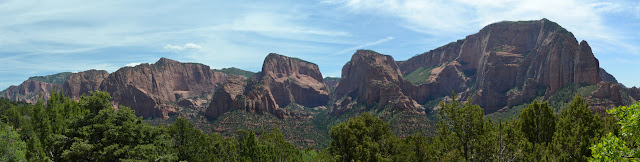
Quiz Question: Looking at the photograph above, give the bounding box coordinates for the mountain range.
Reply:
[2,18,638,147]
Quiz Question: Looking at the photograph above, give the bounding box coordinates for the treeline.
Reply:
[0,91,638,161]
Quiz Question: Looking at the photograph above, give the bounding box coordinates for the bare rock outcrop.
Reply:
[205,76,289,119]
[63,69,109,100]
[586,81,624,115]
[260,53,330,107]
[206,53,328,119]
[599,68,618,84]
[100,58,228,118]
[0,80,58,103]
[397,19,602,113]
[331,50,423,115]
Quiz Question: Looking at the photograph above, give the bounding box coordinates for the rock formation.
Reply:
[599,68,618,83]
[63,70,109,100]
[0,72,73,103]
[100,58,228,118]
[0,80,58,103]
[331,50,423,115]
[260,53,330,108]
[586,81,624,115]
[206,53,329,119]
[397,19,601,113]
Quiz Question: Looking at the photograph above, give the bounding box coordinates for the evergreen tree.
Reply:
[328,112,396,162]
[552,95,603,161]
[437,93,485,161]
[519,101,556,145]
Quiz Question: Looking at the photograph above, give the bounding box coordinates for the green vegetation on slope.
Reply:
[488,83,599,120]
[213,67,256,78]
[27,72,72,84]
[403,66,435,85]
[0,90,633,161]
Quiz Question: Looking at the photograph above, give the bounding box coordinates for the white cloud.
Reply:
[164,43,202,51]
[125,63,142,67]
[327,0,639,55]
[336,36,395,55]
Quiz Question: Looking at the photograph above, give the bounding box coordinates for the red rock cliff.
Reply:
[260,53,330,108]
[0,80,58,103]
[332,50,423,115]
[398,19,601,113]
[63,70,109,100]
[100,58,228,118]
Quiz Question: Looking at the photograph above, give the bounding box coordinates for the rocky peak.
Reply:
[332,50,423,115]
[260,53,330,108]
[206,53,329,119]
[100,57,228,118]
[63,69,109,100]
[398,18,602,113]
[0,80,58,103]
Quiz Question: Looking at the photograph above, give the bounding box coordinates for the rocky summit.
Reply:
[0,80,57,103]
[100,58,228,118]
[205,53,329,119]
[398,19,602,113]
[260,53,330,108]
[63,69,109,100]
[332,50,424,115]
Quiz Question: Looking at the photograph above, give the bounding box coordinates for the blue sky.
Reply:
[1,0,639,90]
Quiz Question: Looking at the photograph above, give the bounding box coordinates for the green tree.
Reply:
[519,101,556,145]
[328,112,396,162]
[61,91,172,161]
[552,95,603,161]
[590,133,632,161]
[590,101,640,161]
[481,119,531,161]
[258,126,302,161]
[0,122,27,162]
[437,94,486,161]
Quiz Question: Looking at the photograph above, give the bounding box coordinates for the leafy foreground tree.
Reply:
[0,122,27,162]
[590,101,640,161]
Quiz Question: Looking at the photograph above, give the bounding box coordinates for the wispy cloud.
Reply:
[164,43,202,51]
[125,63,142,67]
[328,0,640,56]
[336,36,395,55]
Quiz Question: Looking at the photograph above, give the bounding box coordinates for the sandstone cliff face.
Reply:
[0,80,58,103]
[332,50,423,115]
[599,68,618,83]
[63,70,109,100]
[398,19,601,113]
[100,58,228,118]
[206,53,328,119]
[260,53,330,108]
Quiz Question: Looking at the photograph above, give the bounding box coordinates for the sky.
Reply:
[1,0,639,90]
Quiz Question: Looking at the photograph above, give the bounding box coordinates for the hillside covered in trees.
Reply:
[1,91,638,161]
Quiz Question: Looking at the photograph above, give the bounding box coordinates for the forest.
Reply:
[1,91,638,161]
